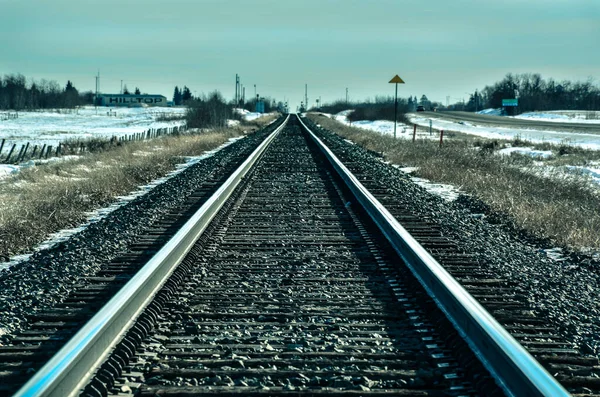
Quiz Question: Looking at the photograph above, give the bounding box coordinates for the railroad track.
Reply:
[2,115,594,396]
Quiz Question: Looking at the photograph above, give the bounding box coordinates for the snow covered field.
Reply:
[409,114,600,150]
[324,110,423,139]
[322,109,600,149]
[478,109,600,123]
[0,106,187,150]
[319,110,600,198]
[513,110,600,124]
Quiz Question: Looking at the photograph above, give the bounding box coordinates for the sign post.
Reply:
[389,75,405,139]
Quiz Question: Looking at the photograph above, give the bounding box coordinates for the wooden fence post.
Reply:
[6,144,16,163]
[39,144,46,159]
[439,130,444,147]
[0,139,5,157]
[413,124,417,142]
[31,145,38,158]
[22,142,30,161]
[46,145,52,159]
[16,145,25,162]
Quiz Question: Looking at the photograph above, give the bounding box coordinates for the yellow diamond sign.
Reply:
[389,75,405,84]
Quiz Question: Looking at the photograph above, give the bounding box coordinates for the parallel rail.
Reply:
[14,117,289,397]
[15,114,568,396]
[299,116,569,397]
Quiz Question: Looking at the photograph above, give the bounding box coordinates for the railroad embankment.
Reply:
[0,115,277,259]
[308,112,600,252]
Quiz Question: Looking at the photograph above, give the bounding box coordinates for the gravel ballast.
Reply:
[303,115,600,356]
[0,120,282,339]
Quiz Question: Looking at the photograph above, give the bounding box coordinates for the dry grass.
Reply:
[309,113,600,250]
[0,128,242,257]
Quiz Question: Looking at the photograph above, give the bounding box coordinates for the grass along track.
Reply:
[0,116,277,260]
[308,113,600,252]
[10,115,580,396]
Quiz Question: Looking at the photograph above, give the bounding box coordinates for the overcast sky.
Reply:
[1,0,599,110]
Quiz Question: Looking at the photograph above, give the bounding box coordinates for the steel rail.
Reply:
[14,115,290,397]
[298,115,570,397]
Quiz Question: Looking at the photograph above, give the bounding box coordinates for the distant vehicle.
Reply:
[416,105,425,112]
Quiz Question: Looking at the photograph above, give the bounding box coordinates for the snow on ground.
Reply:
[565,163,600,186]
[234,108,276,122]
[325,110,600,200]
[497,147,553,159]
[478,108,504,116]
[477,109,600,123]
[0,106,187,150]
[327,109,600,147]
[0,164,19,179]
[513,111,600,124]
[0,136,245,272]
[408,115,600,150]
[324,110,433,139]
[393,165,461,202]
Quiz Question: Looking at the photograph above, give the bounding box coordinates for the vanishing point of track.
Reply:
[2,115,591,396]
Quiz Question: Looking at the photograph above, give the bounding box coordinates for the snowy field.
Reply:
[513,110,600,124]
[0,106,187,150]
[409,114,600,150]
[323,110,423,139]
[478,109,600,123]
[318,110,600,200]
[321,109,600,149]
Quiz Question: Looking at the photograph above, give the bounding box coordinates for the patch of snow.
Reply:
[565,165,600,186]
[515,112,569,121]
[543,247,567,262]
[0,164,19,180]
[392,165,461,202]
[398,166,419,174]
[497,147,553,159]
[512,111,600,124]
[0,156,86,181]
[0,136,245,272]
[411,177,462,202]
[233,108,275,122]
[334,110,427,139]
[227,119,241,127]
[478,108,504,116]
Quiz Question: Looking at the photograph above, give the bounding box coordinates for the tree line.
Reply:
[0,74,93,110]
[461,73,600,113]
[316,95,442,123]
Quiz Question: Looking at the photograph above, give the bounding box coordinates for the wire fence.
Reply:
[0,124,187,165]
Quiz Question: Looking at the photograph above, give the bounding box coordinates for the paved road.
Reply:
[416,111,600,133]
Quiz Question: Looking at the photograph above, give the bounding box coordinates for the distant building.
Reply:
[98,94,168,107]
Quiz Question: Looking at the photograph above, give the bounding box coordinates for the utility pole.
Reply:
[254,84,256,98]
[95,70,100,113]
[346,88,349,104]
[235,74,239,106]
[305,84,308,111]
